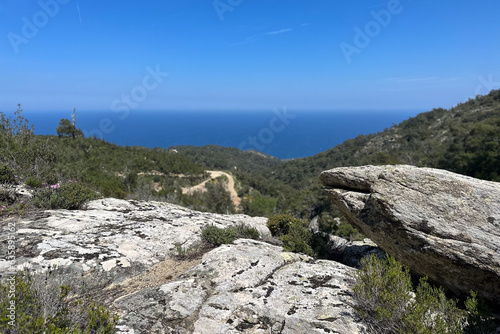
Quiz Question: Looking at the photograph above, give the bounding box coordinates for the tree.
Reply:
[56,118,83,139]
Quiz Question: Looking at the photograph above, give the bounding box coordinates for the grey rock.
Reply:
[115,239,366,333]
[325,236,385,268]
[320,165,500,303]
[342,238,386,268]
[0,199,270,275]
[1,198,365,333]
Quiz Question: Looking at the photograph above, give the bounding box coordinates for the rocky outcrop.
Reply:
[0,198,366,333]
[1,198,270,275]
[115,239,365,333]
[320,165,500,304]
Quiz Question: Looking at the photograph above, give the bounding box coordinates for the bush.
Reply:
[26,177,43,188]
[463,291,497,334]
[267,214,315,256]
[0,164,15,184]
[336,222,363,241]
[0,269,118,333]
[201,225,238,246]
[32,182,98,210]
[234,223,260,240]
[267,214,301,237]
[352,254,492,334]
[201,224,260,247]
[242,193,277,217]
[280,219,314,257]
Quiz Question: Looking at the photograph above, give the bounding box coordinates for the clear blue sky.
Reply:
[1,0,499,113]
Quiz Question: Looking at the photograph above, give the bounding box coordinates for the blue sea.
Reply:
[13,109,421,159]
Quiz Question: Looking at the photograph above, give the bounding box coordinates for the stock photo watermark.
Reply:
[475,74,500,96]
[3,219,18,328]
[7,0,72,54]
[213,0,243,21]
[82,65,168,139]
[339,0,410,64]
[238,107,295,152]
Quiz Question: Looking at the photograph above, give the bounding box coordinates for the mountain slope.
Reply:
[169,145,281,173]
[268,89,500,192]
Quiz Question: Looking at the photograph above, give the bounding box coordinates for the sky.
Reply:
[1,0,500,113]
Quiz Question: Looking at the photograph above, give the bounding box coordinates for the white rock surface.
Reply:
[1,198,366,333]
[115,239,366,333]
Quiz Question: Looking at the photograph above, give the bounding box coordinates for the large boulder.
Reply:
[320,165,500,304]
[0,198,365,333]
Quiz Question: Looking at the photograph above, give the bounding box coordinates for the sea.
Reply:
[10,109,422,159]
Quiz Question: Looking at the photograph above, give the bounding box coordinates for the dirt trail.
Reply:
[182,171,241,208]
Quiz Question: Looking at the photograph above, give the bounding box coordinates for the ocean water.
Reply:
[13,109,421,159]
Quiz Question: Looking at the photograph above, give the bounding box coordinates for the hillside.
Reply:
[1,90,498,222]
[168,145,282,173]
[269,89,500,189]
[170,90,499,220]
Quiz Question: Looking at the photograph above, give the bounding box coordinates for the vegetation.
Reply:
[178,177,235,214]
[280,218,314,257]
[267,213,296,237]
[1,92,499,331]
[31,181,99,210]
[56,118,84,139]
[267,214,314,256]
[201,224,260,247]
[0,269,119,333]
[352,254,496,334]
[2,90,499,234]
[172,241,211,260]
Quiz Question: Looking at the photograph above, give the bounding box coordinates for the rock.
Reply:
[342,238,386,268]
[0,184,32,205]
[325,236,385,268]
[0,198,365,333]
[320,165,500,304]
[0,198,270,275]
[115,239,366,333]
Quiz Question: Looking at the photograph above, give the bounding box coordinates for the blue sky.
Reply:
[1,0,500,113]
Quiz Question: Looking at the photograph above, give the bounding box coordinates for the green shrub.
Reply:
[0,270,118,333]
[201,225,238,246]
[201,224,260,248]
[336,222,363,241]
[26,177,43,188]
[463,291,496,334]
[280,219,314,257]
[267,214,301,237]
[32,182,98,210]
[242,193,277,217]
[352,254,492,334]
[0,164,15,184]
[267,214,316,256]
[403,277,464,333]
[235,224,260,240]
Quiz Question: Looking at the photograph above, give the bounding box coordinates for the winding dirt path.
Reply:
[182,171,241,208]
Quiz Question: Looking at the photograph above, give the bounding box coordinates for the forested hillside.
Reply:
[172,90,499,220]
[270,89,500,189]
[0,109,205,200]
[1,90,498,224]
